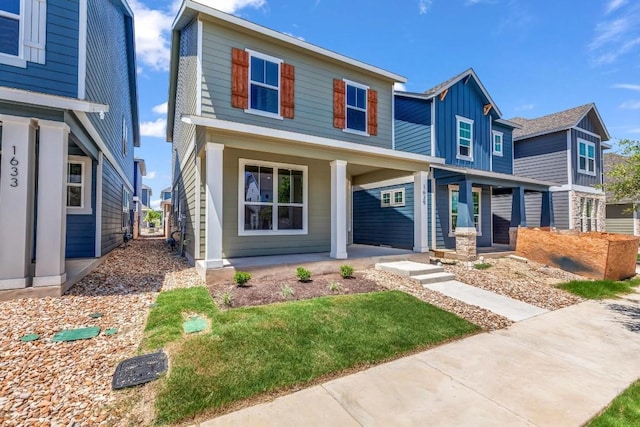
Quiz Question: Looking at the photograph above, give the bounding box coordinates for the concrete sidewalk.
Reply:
[198,296,640,427]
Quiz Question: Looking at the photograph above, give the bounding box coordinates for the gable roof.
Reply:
[510,103,611,142]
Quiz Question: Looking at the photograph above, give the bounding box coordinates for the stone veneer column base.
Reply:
[455,227,477,260]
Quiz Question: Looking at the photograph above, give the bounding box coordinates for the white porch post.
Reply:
[330,160,348,259]
[33,120,70,287]
[0,116,37,289]
[204,143,224,268]
[413,171,429,252]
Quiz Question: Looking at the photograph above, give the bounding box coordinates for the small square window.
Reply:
[492,131,503,156]
[381,191,391,207]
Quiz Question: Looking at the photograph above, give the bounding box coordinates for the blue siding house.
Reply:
[0,0,139,295]
[355,69,557,256]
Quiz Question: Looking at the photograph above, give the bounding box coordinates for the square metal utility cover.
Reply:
[112,351,168,390]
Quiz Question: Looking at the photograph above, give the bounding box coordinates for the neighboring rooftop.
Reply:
[603,152,637,203]
[510,103,610,142]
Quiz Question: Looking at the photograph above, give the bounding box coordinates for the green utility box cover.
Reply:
[52,326,100,342]
[104,328,118,336]
[20,333,40,342]
[88,313,103,319]
[183,316,207,334]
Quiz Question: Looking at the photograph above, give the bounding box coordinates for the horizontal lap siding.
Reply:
[514,131,567,184]
[524,192,542,227]
[552,191,570,230]
[0,0,78,97]
[394,97,431,155]
[201,23,394,150]
[606,204,634,235]
[65,148,96,258]
[223,148,331,257]
[101,159,124,254]
[492,192,511,244]
[173,20,198,166]
[492,123,513,174]
[353,183,414,249]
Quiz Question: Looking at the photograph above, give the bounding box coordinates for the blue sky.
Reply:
[131,0,640,208]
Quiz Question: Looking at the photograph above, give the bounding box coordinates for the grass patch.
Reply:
[144,289,479,424]
[474,263,492,270]
[637,253,640,263]
[557,278,640,300]
[588,379,640,427]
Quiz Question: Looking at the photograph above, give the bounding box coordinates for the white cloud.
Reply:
[140,118,167,138]
[466,0,497,5]
[589,3,640,66]
[515,103,535,111]
[146,171,157,179]
[620,100,640,109]
[152,102,168,114]
[613,83,640,91]
[630,128,640,134]
[197,0,266,13]
[418,0,432,14]
[150,199,162,210]
[283,32,305,41]
[606,0,627,14]
[393,82,407,92]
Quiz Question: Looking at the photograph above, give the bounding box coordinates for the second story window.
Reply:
[333,79,378,136]
[249,52,281,116]
[456,115,473,161]
[0,0,46,68]
[0,1,20,57]
[345,81,368,133]
[578,139,596,175]
[492,130,503,156]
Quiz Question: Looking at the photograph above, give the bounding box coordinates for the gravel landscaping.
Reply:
[0,238,203,426]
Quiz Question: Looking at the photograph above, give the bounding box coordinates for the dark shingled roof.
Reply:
[423,68,473,98]
[511,104,595,140]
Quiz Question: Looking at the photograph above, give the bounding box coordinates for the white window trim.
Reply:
[67,155,93,215]
[122,186,130,230]
[577,138,596,176]
[0,0,46,68]
[381,188,405,208]
[492,130,503,156]
[455,115,474,161]
[448,184,482,237]
[0,1,25,67]
[238,158,308,236]
[244,49,283,120]
[343,79,369,136]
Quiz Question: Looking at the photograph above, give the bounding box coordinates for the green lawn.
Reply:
[142,287,479,424]
[557,278,640,300]
[588,379,640,427]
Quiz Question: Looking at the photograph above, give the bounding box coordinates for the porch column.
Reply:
[455,180,477,259]
[33,120,70,287]
[204,143,224,268]
[413,171,429,253]
[0,116,37,289]
[540,191,554,228]
[330,160,348,259]
[509,186,526,250]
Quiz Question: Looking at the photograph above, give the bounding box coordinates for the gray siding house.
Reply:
[0,0,139,295]
[501,104,611,232]
[167,2,442,279]
[604,153,639,235]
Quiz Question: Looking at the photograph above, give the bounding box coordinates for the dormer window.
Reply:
[0,0,46,68]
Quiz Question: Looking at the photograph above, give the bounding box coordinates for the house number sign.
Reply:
[9,145,19,187]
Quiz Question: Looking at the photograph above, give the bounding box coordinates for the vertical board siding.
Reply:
[101,158,125,254]
[0,0,78,97]
[491,123,513,174]
[514,131,568,184]
[200,23,394,150]
[572,129,601,187]
[85,0,134,185]
[435,183,491,249]
[605,204,634,234]
[394,97,431,155]
[222,147,331,257]
[65,156,97,258]
[577,114,596,133]
[353,183,414,249]
[435,79,493,170]
[552,191,570,230]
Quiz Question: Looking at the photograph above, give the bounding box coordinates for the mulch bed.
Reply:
[208,272,384,308]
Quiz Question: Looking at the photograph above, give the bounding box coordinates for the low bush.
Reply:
[234,271,252,287]
[340,264,354,279]
[296,267,311,282]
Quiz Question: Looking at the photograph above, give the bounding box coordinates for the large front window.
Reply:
[0,0,20,57]
[449,185,481,235]
[248,51,281,117]
[456,115,474,160]
[345,80,368,133]
[578,139,596,175]
[239,159,307,235]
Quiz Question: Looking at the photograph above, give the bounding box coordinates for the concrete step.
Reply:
[412,272,456,285]
[375,261,444,277]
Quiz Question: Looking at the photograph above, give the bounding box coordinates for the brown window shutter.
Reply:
[333,79,346,129]
[281,63,295,119]
[231,47,249,109]
[367,89,378,136]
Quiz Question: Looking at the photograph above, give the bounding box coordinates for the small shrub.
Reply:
[234,271,252,287]
[221,291,233,307]
[328,281,342,293]
[296,267,311,282]
[474,263,492,270]
[340,264,354,279]
[281,284,295,298]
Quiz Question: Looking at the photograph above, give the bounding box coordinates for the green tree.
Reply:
[604,139,640,205]
[144,210,162,225]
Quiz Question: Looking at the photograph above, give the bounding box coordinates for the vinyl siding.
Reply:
[101,158,125,254]
[394,97,431,156]
[572,128,601,187]
[85,0,134,186]
[552,191,570,230]
[434,79,494,170]
[606,204,634,235]
[577,115,597,133]
[200,22,394,150]
[173,149,197,261]
[523,192,542,227]
[353,183,414,249]
[435,184,491,249]
[491,123,513,174]
[0,0,79,98]
[514,131,568,185]
[491,191,510,244]
[65,145,96,258]
[222,147,331,257]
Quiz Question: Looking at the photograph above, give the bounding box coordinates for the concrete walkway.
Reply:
[198,296,640,427]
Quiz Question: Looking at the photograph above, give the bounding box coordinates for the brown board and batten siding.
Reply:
[221,147,331,258]
[199,20,394,149]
